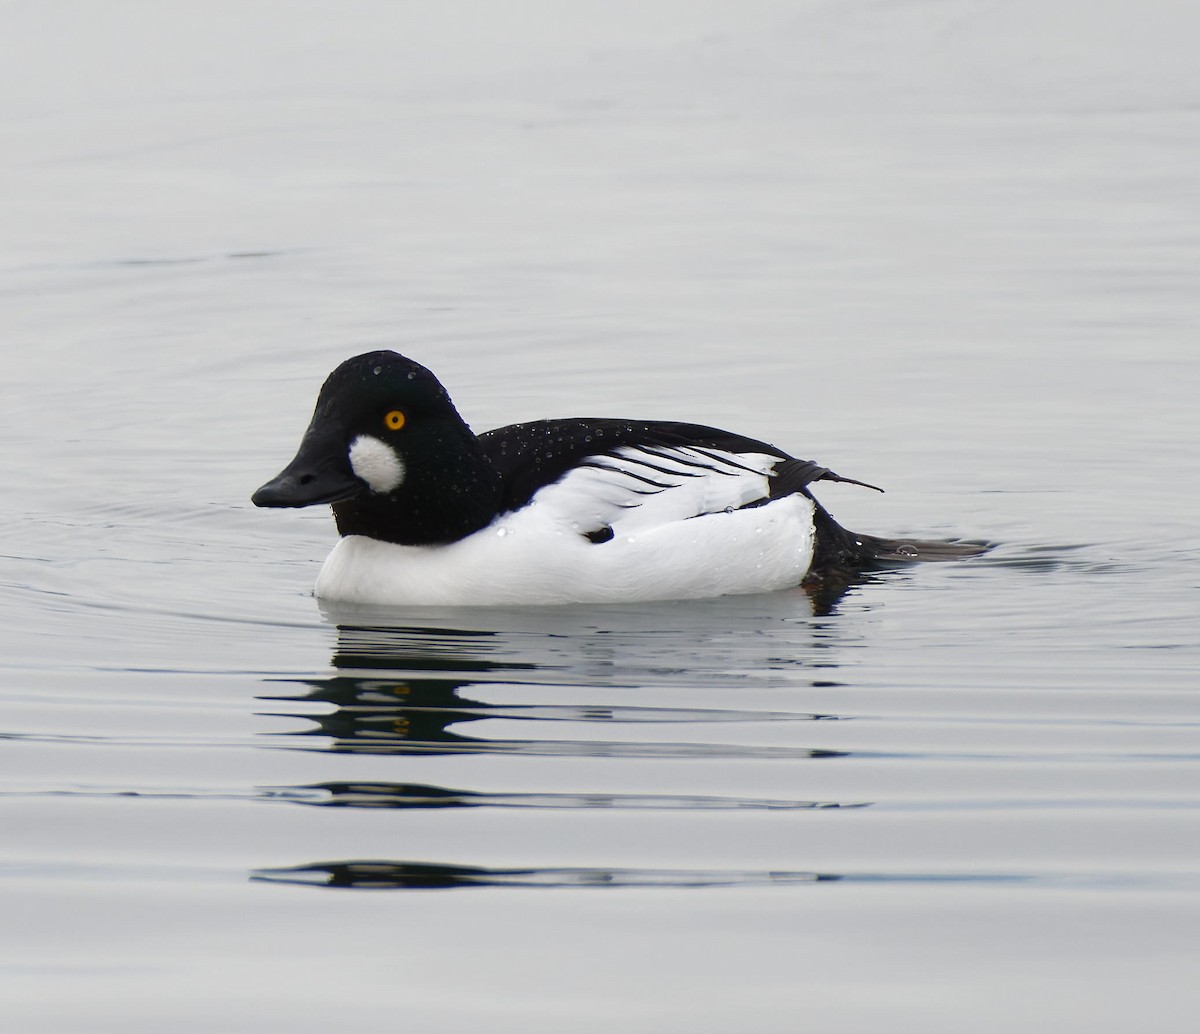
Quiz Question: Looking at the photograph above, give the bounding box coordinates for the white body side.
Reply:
[315,444,817,606]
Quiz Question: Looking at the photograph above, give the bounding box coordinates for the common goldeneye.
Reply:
[252,350,982,605]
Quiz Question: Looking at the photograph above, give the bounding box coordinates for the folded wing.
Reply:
[479,418,880,537]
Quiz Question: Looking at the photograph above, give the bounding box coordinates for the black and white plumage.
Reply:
[252,351,983,606]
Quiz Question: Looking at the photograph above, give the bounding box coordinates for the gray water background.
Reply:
[2,2,1199,1031]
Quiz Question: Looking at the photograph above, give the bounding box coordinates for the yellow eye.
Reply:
[384,409,406,431]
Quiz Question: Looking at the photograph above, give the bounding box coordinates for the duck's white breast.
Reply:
[314,493,815,606]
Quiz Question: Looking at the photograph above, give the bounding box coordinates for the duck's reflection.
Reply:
[251,860,1027,891]
[259,593,863,758]
[252,859,840,890]
[254,595,874,888]
[267,780,867,811]
[259,667,848,759]
[260,673,493,754]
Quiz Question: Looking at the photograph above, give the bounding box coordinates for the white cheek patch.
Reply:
[348,434,405,493]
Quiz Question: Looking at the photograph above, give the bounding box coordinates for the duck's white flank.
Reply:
[315,443,816,605]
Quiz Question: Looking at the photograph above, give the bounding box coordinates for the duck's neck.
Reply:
[332,430,504,546]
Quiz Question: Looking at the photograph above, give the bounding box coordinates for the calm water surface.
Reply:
[3,3,1199,1031]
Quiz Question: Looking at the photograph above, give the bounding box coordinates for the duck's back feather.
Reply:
[479,418,878,514]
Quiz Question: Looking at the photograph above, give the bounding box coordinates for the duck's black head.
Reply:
[252,351,502,545]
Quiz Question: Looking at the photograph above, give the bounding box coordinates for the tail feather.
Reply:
[848,532,991,564]
[807,498,990,577]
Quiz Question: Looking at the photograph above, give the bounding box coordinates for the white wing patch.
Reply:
[529,444,778,535]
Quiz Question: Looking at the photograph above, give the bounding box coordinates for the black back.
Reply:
[479,418,879,513]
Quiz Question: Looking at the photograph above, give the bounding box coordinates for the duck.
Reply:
[252,350,984,606]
